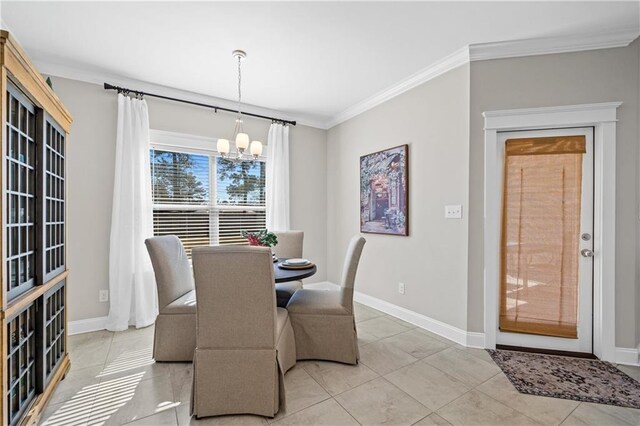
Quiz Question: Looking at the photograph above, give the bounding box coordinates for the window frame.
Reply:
[149,129,267,247]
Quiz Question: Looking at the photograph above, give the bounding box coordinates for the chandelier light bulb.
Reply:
[235,132,249,151]
[250,141,263,158]
[217,138,230,156]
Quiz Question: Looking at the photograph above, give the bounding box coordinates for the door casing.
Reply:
[483,102,621,362]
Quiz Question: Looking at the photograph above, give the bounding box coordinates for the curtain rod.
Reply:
[103,82,296,126]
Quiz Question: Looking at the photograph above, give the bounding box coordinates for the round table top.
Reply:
[273,258,317,283]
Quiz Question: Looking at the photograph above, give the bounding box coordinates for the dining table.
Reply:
[273,258,317,283]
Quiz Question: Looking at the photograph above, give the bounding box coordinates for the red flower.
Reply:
[247,235,261,246]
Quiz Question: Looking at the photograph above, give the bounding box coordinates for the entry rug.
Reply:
[487,349,640,409]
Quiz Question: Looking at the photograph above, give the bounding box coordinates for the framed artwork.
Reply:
[360,144,408,236]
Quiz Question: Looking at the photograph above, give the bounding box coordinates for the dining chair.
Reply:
[273,231,304,307]
[190,245,296,418]
[145,235,196,362]
[286,235,366,364]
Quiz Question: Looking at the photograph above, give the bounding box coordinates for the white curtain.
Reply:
[266,123,290,231]
[106,94,158,331]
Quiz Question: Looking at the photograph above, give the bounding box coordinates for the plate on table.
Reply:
[278,261,315,270]
[284,258,309,265]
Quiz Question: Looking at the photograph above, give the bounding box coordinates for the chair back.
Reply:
[340,236,366,289]
[339,236,366,310]
[145,235,194,309]
[273,231,304,259]
[192,245,277,349]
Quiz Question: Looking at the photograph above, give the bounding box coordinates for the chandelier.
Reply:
[216,50,263,160]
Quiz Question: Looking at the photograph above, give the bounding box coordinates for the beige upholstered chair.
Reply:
[286,235,366,365]
[190,245,296,419]
[145,235,197,362]
[273,231,304,307]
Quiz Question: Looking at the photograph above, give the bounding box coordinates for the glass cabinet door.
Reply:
[6,83,37,301]
[40,116,66,283]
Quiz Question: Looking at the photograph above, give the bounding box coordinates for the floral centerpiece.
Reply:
[241,229,278,248]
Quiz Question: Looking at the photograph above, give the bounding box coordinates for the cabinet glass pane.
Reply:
[44,281,66,383]
[43,119,66,281]
[6,303,37,426]
[6,86,37,300]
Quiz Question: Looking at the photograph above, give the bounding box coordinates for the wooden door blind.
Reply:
[500,136,586,338]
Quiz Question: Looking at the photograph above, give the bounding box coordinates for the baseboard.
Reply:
[307,282,484,348]
[353,288,485,348]
[465,332,486,349]
[615,347,640,366]
[68,316,108,335]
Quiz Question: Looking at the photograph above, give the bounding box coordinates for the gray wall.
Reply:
[467,39,640,347]
[51,77,327,322]
[326,64,471,330]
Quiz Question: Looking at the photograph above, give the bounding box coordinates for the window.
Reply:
[150,134,266,256]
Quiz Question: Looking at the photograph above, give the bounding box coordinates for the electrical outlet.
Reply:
[99,290,109,303]
[398,282,405,295]
[445,204,463,219]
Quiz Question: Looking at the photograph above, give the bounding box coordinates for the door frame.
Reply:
[483,102,621,362]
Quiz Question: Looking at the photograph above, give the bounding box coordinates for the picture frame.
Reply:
[360,144,408,236]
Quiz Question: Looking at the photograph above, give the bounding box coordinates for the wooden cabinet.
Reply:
[0,30,72,426]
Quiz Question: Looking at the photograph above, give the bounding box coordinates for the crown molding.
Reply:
[469,27,639,61]
[326,27,638,129]
[34,59,329,129]
[325,46,469,129]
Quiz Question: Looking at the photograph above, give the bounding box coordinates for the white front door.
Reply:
[496,127,594,354]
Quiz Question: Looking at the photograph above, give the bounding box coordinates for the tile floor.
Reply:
[40,303,640,426]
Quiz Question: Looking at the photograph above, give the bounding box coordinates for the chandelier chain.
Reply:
[237,55,242,118]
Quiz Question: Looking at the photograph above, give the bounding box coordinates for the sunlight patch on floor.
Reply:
[98,348,155,378]
[42,372,146,426]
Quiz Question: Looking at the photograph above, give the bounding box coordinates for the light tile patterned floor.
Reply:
[40,303,640,426]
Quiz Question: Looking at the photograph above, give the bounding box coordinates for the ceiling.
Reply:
[2,1,639,128]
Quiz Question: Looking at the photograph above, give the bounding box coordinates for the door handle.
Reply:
[581,248,594,258]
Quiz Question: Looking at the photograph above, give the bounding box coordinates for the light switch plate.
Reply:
[445,205,462,219]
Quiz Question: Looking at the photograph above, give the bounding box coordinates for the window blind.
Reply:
[499,136,586,339]
[151,149,266,256]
